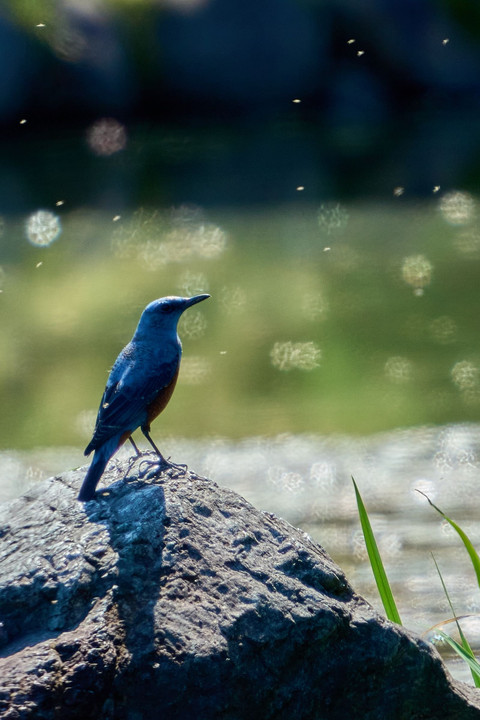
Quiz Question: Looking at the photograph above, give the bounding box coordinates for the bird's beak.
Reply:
[185,294,210,307]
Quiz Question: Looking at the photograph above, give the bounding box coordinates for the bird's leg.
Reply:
[137,427,187,478]
[128,436,142,456]
[122,436,144,480]
[143,429,166,462]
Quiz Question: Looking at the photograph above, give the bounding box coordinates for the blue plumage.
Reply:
[78,294,210,501]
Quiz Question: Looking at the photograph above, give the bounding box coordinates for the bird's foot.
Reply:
[137,452,187,480]
[125,453,140,477]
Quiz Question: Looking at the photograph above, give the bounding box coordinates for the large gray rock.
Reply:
[0,457,479,720]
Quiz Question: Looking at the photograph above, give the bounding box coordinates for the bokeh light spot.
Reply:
[219,286,247,313]
[75,410,97,440]
[309,461,337,489]
[384,356,413,384]
[267,466,305,493]
[451,360,479,391]
[180,356,211,384]
[179,310,208,340]
[26,210,61,247]
[86,118,127,156]
[190,223,228,258]
[270,341,321,371]
[439,190,475,226]
[112,206,227,267]
[317,203,349,235]
[178,270,209,298]
[401,254,432,294]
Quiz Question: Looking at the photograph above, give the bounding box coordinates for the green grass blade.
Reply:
[432,553,480,687]
[352,477,402,625]
[438,632,480,677]
[417,490,480,589]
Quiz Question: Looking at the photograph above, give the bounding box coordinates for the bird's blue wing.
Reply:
[85,347,180,454]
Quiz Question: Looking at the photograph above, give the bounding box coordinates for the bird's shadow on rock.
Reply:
[85,473,167,675]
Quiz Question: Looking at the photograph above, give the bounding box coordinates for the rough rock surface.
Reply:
[0,456,479,720]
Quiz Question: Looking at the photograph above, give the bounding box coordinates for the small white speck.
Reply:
[292,98,302,104]
[296,186,305,191]
[36,262,43,268]
[19,119,27,125]
[357,50,365,57]
[220,351,227,355]
[323,247,331,252]
[55,200,64,206]
[442,38,449,45]
[36,23,46,28]
[113,215,121,222]
[347,39,356,44]
[393,186,405,197]
[433,185,441,193]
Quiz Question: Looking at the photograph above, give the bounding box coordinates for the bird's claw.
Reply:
[165,458,188,478]
[136,453,187,480]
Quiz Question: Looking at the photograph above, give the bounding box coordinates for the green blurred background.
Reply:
[2,190,480,450]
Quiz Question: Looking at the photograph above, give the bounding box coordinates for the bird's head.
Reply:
[136,294,210,334]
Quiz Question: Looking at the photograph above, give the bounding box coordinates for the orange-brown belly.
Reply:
[117,367,180,447]
[146,366,180,425]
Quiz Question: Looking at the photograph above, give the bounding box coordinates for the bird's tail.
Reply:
[78,435,122,501]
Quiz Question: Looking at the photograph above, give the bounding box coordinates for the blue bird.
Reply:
[78,294,210,501]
